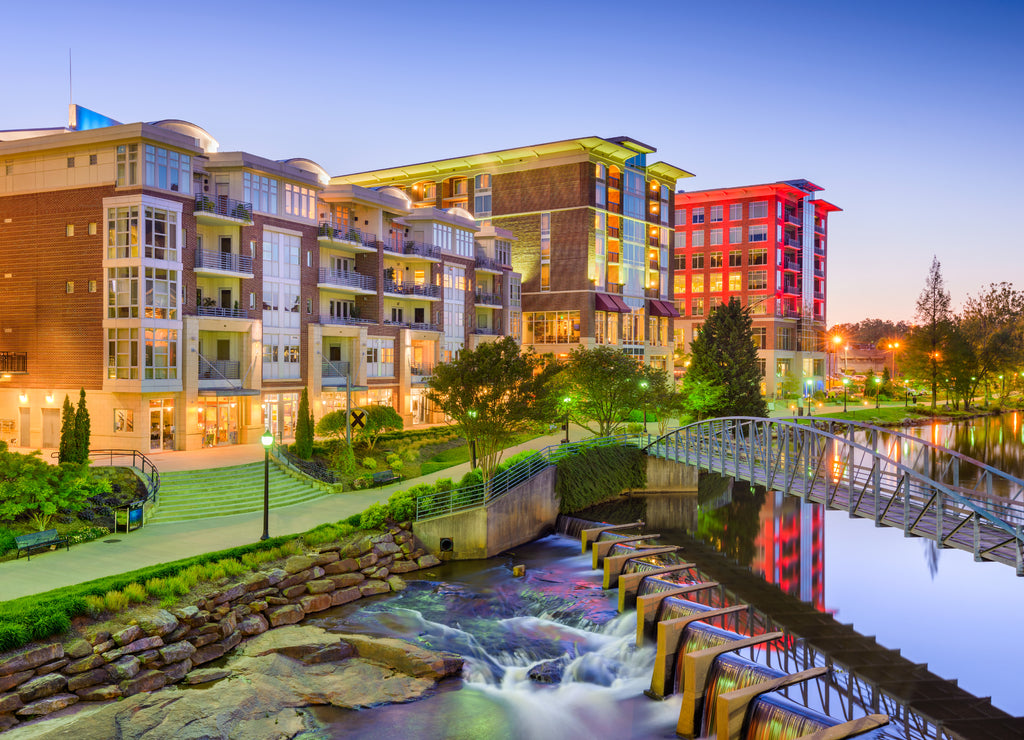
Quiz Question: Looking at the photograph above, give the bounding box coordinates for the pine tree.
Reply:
[294,388,313,459]
[914,257,952,408]
[73,388,91,463]
[685,298,768,419]
[58,395,76,463]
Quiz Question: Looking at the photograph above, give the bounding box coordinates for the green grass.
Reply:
[792,403,1007,426]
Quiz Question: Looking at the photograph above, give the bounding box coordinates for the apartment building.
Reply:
[334,136,692,373]
[673,180,840,398]
[0,106,521,451]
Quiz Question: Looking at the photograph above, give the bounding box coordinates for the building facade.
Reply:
[0,107,521,452]
[334,136,692,372]
[672,180,840,398]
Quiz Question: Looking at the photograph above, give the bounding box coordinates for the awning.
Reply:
[609,294,632,313]
[595,293,631,314]
[198,388,261,397]
[648,299,680,318]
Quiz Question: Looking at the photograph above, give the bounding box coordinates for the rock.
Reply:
[67,668,109,692]
[283,555,316,574]
[313,551,339,566]
[88,631,112,646]
[219,611,238,638]
[184,667,230,685]
[166,624,190,642]
[17,673,66,702]
[106,656,140,681]
[373,541,402,556]
[0,691,24,713]
[122,635,164,654]
[329,572,365,588]
[137,649,161,667]
[63,639,92,660]
[266,605,304,627]
[369,533,394,545]
[0,669,33,692]
[191,642,226,666]
[243,573,270,592]
[170,605,200,621]
[161,659,192,683]
[300,644,354,665]
[135,609,179,637]
[91,640,114,655]
[527,657,569,684]
[265,595,290,606]
[0,713,17,732]
[359,580,391,597]
[340,534,374,558]
[77,684,122,701]
[417,554,442,568]
[0,644,63,677]
[211,584,246,606]
[299,594,332,614]
[190,631,219,648]
[264,567,288,585]
[238,614,269,636]
[101,647,127,662]
[159,641,196,665]
[330,587,362,607]
[249,587,278,600]
[221,630,243,653]
[120,669,168,697]
[389,560,420,574]
[34,659,69,676]
[306,579,336,594]
[64,654,105,675]
[15,692,78,716]
[282,584,308,599]
[238,624,340,658]
[356,552,379,569]
[363,566,390,579]
[324,558,359,574]
[340,634,464,680]
[387,576,407,592]
[249,600,268,613]
[111,626,141,647]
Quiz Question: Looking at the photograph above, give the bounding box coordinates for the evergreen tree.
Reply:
[58,395,75,463]
[293,387,313,459]
[685,298,768,419]
[912,257,952,408]
[73,388,91,463]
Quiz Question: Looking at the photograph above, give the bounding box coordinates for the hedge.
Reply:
[555,445,646,513]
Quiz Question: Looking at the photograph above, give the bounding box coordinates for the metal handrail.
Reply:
[318,268,376,291]
[474,291,501,305]
[322,359,350,378]
[197,305,249,319]
[88,449,161,508]
[273,445,338,484]
[320,314,374,326]
[195,250,253,274]
[404,240,442,259]
[383,279,441,298]
[0,352,27,373]
[195,194,252,221]
[198,356,241,380]
[318,222,377,248]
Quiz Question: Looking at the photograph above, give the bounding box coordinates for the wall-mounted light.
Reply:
[19,391,28,403]
[45,392,54,403]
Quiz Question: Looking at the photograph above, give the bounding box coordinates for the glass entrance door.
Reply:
[149,399,175,451]
[199,398,238,447]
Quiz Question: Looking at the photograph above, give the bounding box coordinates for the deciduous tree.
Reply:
[358,405,404,452]
[552,345,646,437]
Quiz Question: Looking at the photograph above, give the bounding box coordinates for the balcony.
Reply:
[382,280,441,299]
[607,226,621,238]
[474,251,506,273]
[384,320,441,332]
[605,282,623,294]
[814,222,825,235]
[473,327,501,336]
[194,194,252,225]
[648,259,659,270]
[318,222,377,252]
[648,236,659,247]
[322,360,351,386]
[195,249,254,277]
[814,290,825,300]
[607,251,620,263]
[0,352,27,374]
[404,241,442,261]
[318,268,376,293]
[381,235,404,254]
[198,356,240,381]
[814,268,825,278]
[785,212,802,227]
[475,291,502,306]
[784,258,801,271]
[815,243,825,256]
[197,306,249,319]
[785,236,801,248]
[320,314,375,327]
[409,364,434,378]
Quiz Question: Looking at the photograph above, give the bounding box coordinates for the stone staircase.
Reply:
[148,462,329,523]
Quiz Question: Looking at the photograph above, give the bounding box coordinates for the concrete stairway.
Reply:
[149,462,329,523]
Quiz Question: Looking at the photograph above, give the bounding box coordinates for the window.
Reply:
[729,203,743,221]
[674,208,685,224]
[144,145,190,193]
[454,228,474,257]
[284,183,316,219]
[496,239,510,265]
[107,206,139,259]
[366,338,395,377]
[673,275,686,294]
[474,194,492,215]
[749,248,768,265]
[776,326,795,351]
[691,298,704,316]
[709,252,723,268]
[749,201,768,219]
[67,157,75,168]
[422,182,436,200]
[728,272,742,291]
[306,298,312,314]
[144,328,178,379]
[65,281,74,293]
[729,226,742,244]
[451,178,468,196]
[748,270,768,291]
[691,231,704,247]
[144,267,178,319]
[691,274,704,292]
[88,280,97,293]
[243,172,278,214]
[144,207,178,261]
[475,173,491,189]
[108,266,139,318]
[710,205,723,223]
[673,231,685,249]
[107,327,139,380]
[116,144,138,187]
[523,311,581,344]
[691,253,705,269]
[728,250,742,267]
[673,254,686,271]
[88,222,97,235]
[113,409,133,433]
[710,274,723,292]
[750,298,767,315]
[748,224,768,242]
[710,296,723,309]
[709,228,722,246]
[66,224,74,237]
[89,154,98,166]
[752,327,767,349]
[540,212,551,291]
[691,207,705,224]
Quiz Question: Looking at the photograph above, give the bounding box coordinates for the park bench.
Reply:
[15,529,70,560]
[372,470,401,487]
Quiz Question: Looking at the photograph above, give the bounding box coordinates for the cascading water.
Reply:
[659,596,711,622]
[744,694,836,739]
[555,514,594,539]
[674,622,746,695]
[699,653,786,737]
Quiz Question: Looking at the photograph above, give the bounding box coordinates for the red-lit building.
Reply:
[673,180,840,399]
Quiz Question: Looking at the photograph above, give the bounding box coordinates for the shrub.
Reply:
[386,453,401,465]
[458,468,484,489]
[433,478,454,493]
[123,582,148,604]
[103,590,129,612]
[359,502,389,530]
[0,623,29,651]
[402,449,417,463]
[83,595,106,615]
[0,527,15,556]
[220,558,247,577]
[343,513,363,527]
[361,457,378,471]
[389,459,404,473]
[386,489,417,522]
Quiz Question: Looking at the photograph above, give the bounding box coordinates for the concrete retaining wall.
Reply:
[641,455,699,492]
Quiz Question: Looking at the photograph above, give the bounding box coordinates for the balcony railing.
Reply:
[384,320,441,332]
[474,251,506,271]
[608,177,621,189]
[195,194,252,222]
[0,352,27,374]
[196,249,253,274]
[382,280,441,298]
[607,226,621,238]
[318,268,376,291]
[405,241,442,260]
[606,201,622,214]
[197,305,249,319]
[318,222,377,248]
[381,235,404,253]
[198,356,241,380]
[473,327,501,335]
[605,282,623,294]
[322,360,351,379]
[785,212,801,226]
[409,364,435,377]
[475,291,502,306]
[785,236,801,248]
[814,268,825,278]
[648,259,659,270]
[814,290,825,300]
[784,258,801,271]
[815,244,825,255]
[648,236,659,247]
[320,314,375,327]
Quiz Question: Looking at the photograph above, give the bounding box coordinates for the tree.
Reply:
[358,405,404,452]
[639,366,686,435]
[293,388,313,459]
[315,410,357,474]
[0,442,108,531]
[73,388,91,463]
[864,369,877,397]
[427,336,552,485]
[552,345,647,437]
[685,298,768,419]
[959,282,1024,396]
[58,395,75,463]
[913,257,952,408]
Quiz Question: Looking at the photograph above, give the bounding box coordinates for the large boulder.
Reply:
[339,634,463,680]
[0,644,63,677]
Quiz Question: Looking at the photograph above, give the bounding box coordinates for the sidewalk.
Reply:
[0,428,571,602]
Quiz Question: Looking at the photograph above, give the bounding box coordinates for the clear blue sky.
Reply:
[3,0,1021,326]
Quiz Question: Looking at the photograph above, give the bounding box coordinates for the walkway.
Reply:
[0,428,570,602]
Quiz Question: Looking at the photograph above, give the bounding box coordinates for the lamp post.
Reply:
[467,409,478,469]
[561,395,571,444]
[260,429,273,541]
[639,379,649,435]
[874,376,881,409]
[805,379,813,417]
[887,341,900,379]
[831,335,842,389]
[842,378,849,413]
[904,380,909,408]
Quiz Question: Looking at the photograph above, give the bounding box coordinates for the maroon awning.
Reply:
[659,299,680,317]
[648,300,671,317]
[608,294,632,313]
[596,293,631,313]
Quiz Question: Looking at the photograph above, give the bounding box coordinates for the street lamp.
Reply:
[904,380,909,408]
[874,376,882,409]
[842,377,849,413]
[561,395,571,444]
[831,335,842,388]
[260,429,273,541]
[805,379,813,417]
[886,341,900,379]
[639,379,649,435]
[467,409,478,468]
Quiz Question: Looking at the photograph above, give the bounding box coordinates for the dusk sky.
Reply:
[4,0,1021,326]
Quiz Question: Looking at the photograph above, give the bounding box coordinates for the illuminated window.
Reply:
[710,274,723,292]
[691,298,704,316]
[107,206,139,259]
[709,252,723,268]
[691,274,704,292]
[752,327,767,349]
[728,272,742,291]
[107,327,139,379]
[749,248,768,265]
[728,250,742,267]
[748,270,768,291]
[691,253,704,269]
[144,328,178,379]
[748,224,768,243]
[107,266,139,318]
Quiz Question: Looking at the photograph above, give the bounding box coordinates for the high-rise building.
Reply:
[673,180,840,398]
[0,106,521,451]
[334,136,693,372]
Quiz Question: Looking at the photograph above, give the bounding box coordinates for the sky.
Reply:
[3,0,1022,326]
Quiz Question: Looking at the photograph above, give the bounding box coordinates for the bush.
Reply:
[361,457,378,471]
[343,513,362,527]
[556,445,646,513]
[359,502,389,530]
[0,527,15,557]
[0,623,29,651]
[458,468,483,489]
[123,582,148,604]
[433,478,454,493]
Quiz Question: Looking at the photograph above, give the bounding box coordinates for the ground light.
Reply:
[561,396,572,444]
[260,429,274,540]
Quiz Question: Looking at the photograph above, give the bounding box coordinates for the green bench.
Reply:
[372,470,401,487]
[15,529,70,560]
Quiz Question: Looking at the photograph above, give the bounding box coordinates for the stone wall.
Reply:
[0,525,441,732]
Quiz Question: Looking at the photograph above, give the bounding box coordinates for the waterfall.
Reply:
[700,653,786,737]
[555,514,601,538]
[744,693,838,739]
[659,596,711,622]
[674,622,746,694]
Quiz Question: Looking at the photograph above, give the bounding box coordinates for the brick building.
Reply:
[0,107,521,451]
[673,180,840,398]
[334,136,692,373]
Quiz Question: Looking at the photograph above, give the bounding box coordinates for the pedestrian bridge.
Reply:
[644,417,1024,575]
